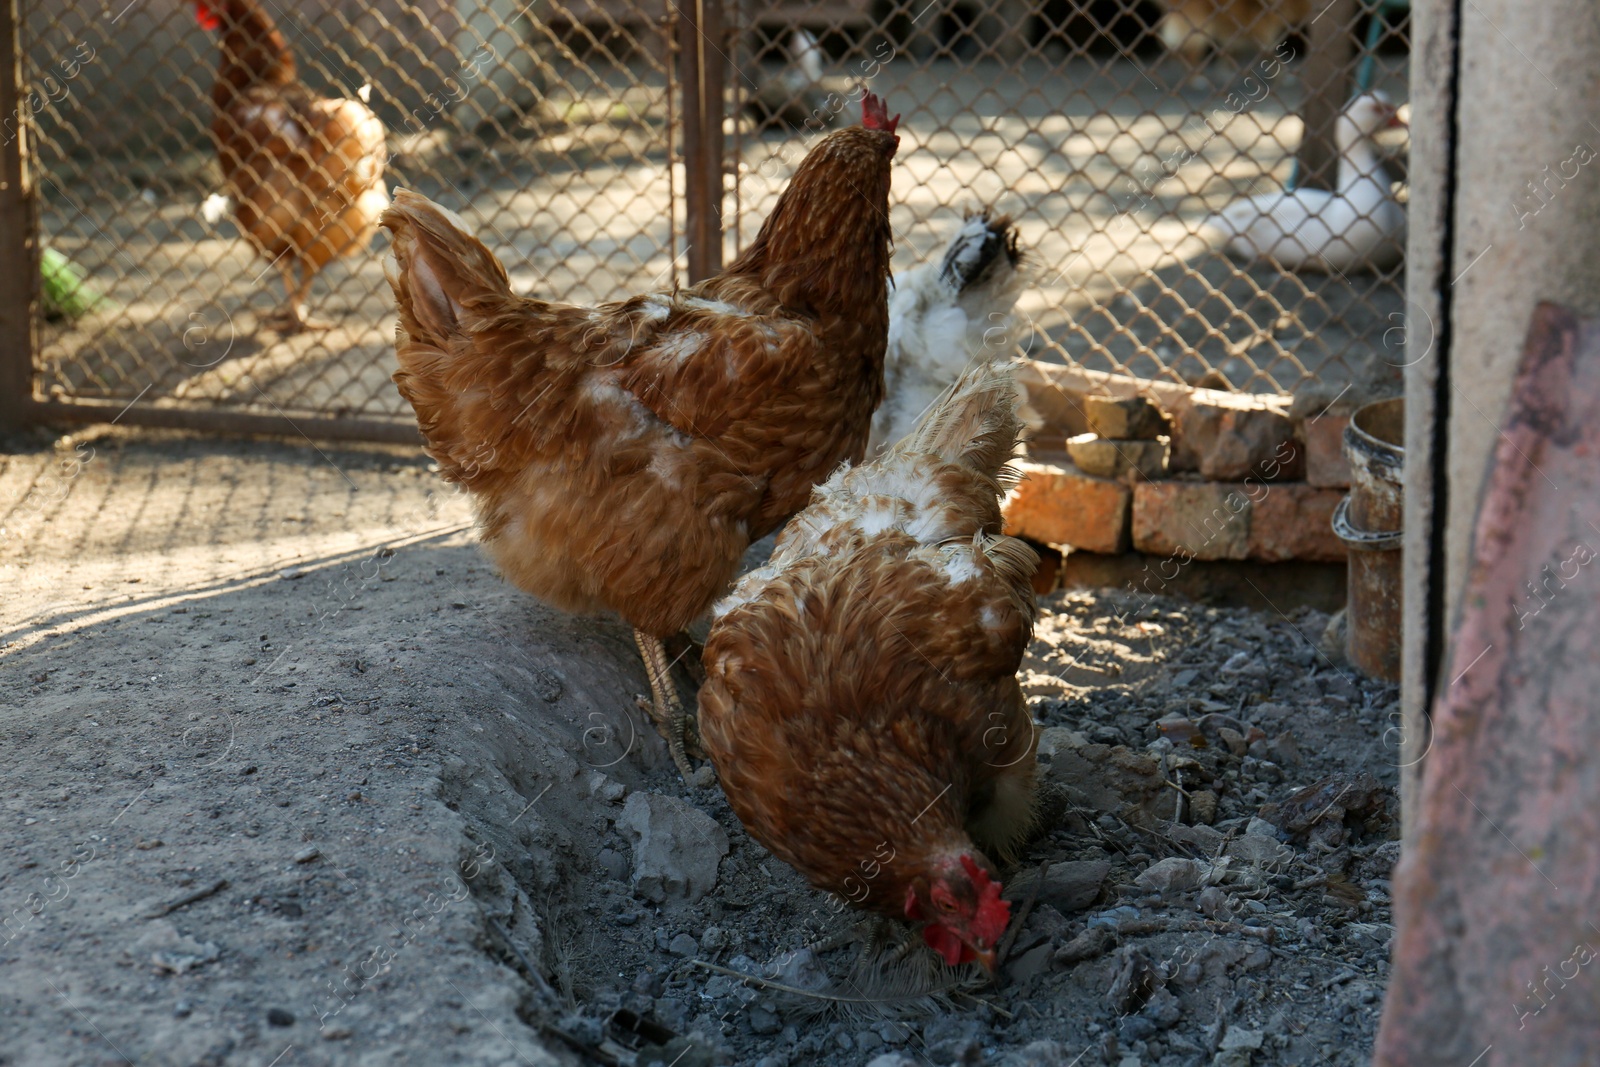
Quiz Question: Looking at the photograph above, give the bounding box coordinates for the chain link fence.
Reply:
[6,0,1408,440]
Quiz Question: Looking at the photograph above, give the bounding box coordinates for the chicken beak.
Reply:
[972,946,999,975]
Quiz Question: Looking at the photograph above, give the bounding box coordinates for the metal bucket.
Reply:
[1332,397,1404,681]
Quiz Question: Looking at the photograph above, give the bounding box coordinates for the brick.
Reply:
[1247,483,1347,563]
[1065,433,1170,479]
[1003,458,1131,554]
[1172,392,1297,481]
[1132,481,1252,561]
[1085,394,1168,440]
[1303,414,1352,488]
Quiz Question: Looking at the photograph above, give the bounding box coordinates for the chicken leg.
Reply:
[265,260,332,334]
[634,629,695,780]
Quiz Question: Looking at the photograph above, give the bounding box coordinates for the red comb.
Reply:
[962,855,1010,944]
[194,1,223,31]
[862,93,900,134]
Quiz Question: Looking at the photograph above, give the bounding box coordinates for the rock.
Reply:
[1035,728,1180,827]
[1143,987,1182,1029]
[1086,394,1169,440]
[1220,1027,1264,1051]
[747,1006,782,1035]
[1131,481,1251,561]
[1003,458,1132,554]
[690,765,717,790]
[1258,772,1391,847]
[1245,817,1281,840]
[266,1008,294,1027]
[1302,412,1353,488]
[617,792,729,903]
[1196,885,1232,919]
[699,926,728,951]
[1226,835,1294,873]
[1066,433,1171,479]
[855,1031,884,1053]
[1105,945,1161,1013]
[1189,789,1219,824]
[1216,726,1247,755]
[134,921,220,975]
[292,846,320,864]
[923,1016,985,1065]
[1169,824,1225,854]
[865,1056,921,1067]
[1000,1039,1071,1067]
[1053,925,1116,965]
[1010,859,1110,913]
[667,932,699,957]
[597,848,629,882]
[1135,857,1205,893]
[1006,942,1055,987]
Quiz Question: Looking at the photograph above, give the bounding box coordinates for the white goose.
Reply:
[1212,92,1406,273]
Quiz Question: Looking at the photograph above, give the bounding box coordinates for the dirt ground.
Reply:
[2,425,1401,1067]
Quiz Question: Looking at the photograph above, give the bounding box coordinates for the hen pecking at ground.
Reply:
[699,359,1040,975]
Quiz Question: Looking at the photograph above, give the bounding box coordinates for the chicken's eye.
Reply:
[937,899,957,912]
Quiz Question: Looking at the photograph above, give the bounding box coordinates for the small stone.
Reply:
[1066,433,1171,479]
[1143,987,1182,1028]
[1006,942,1055,986]
[292,846,320,864]
[1226,835,1294,873]
[854,1031,884,1053]
[617,792,730,904]
[631,970,665,997]
[1135,857,1205,893]
[668,933,699,957]
[267,1008,294,1027]
[597,848,628,882]
[691,765,717,790]
[1011,859,1110,913]
[865,1056,921,1067]
[278,567,306,580]
[1189,789,1219,824]
[699,926,727,951]
[321,1024,353,1040]
[1000,1040,1072,1067]
[1086,394,1169,440]
[1196,886,1232,919]
[1220,1027,1264,1051]
[748,1006,782,1035]
[1216,727,1248,756]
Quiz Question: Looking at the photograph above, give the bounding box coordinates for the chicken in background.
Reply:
[196,0,388,333]
[1158,0,1309,68]
[870,210,1025,455]
[743,28,826,130]
[700,360,1039,976]
[380,95,902,779]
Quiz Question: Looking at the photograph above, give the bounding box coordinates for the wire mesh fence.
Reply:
[6,0,1409,440]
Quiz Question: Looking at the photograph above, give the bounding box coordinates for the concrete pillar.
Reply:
[1401,0,1600,832]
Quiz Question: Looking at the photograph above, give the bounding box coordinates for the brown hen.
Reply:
[699,360,1039,974]
[380,97,901,776]
[197,0,388,332]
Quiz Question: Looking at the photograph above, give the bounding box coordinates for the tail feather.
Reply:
[889,359,1021,484]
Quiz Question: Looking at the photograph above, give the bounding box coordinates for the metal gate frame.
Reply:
[0,0,1392,442]
[0,0,728,444]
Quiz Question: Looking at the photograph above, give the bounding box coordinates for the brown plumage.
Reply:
[699,360,1039,974]
[380,98,900,776]
[197,0,388,332]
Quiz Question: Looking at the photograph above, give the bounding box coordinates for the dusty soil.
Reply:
[2,426,1399,1067]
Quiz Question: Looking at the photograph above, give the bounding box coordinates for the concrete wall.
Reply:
[1403,0,1600,824]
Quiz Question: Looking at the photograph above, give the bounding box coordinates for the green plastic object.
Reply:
[40,246,113,320]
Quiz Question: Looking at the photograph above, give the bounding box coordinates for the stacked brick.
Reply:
[1004,361,1360,566]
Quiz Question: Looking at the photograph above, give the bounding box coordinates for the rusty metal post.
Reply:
[0,0,35,432]
[677,0,724,284]
[1294,0,1358,192]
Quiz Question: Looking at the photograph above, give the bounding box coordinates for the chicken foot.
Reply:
[264,260,332,334]
[807,915,922,972]
[634,629,696,780]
